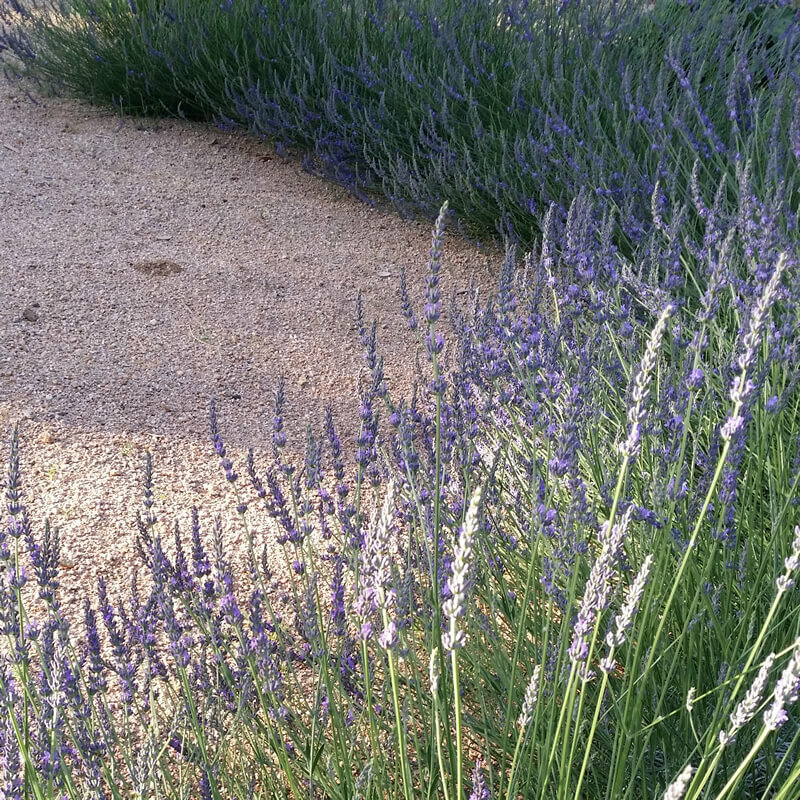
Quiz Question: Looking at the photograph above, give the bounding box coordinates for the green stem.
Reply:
[540,661,579,798]
[573,672,612,799]
[504,730,528,800]
[432,692,452,800]
[451,648,463,800]
[386,636,413,800]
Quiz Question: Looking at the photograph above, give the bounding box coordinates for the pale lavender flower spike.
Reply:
[722,252,788,441]
[569,507,633,670]
[517,665,542,729]
[443,485,483,652]
[663,764,694,800]
[601,554,654,674]
[429,648,440,694]
[619,305,674,460]
[763,638,800,730]
[719,653,776,745]
[357,479,397,616]
[776,525,800,593]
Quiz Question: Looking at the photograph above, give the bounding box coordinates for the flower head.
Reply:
[517,665,542,729]
[763,638,800,730]
[619,305,674,459]
[442,486,482,652]
[468,759,490,800]
[720,653,775,745]
[663,764,694,800]
[569,507,633,668]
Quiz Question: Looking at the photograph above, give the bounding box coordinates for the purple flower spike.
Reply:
[359,621,373,641]
[209,399,237,482]
[209,398,226,459]
[687,368,705,391]
[273,376,287,454]
[330,556,346,637]
[5,425,24,522]
[399,267,418,331]
[468,758,490,800]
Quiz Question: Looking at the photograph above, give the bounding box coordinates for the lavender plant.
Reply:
[2,2,800,796]
[2,187,800,797]
[2,0,797,251]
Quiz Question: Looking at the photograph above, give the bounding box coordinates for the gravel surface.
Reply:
[0,90,499,620]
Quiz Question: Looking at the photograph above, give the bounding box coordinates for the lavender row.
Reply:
[2,0,797,252]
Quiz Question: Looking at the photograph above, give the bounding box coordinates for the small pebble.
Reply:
[21,307,38,322]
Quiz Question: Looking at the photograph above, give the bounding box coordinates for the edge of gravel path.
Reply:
[1,91,504,620]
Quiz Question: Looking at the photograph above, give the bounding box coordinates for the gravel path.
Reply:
[0,89,497,619]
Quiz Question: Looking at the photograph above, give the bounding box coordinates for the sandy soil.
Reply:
[0,89,500,620]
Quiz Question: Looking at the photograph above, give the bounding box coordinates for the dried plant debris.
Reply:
[132,258,184,276]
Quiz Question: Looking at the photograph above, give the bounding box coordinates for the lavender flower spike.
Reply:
[442,485,483,652]
[619,305,675,459]
[468,759,490,800]
[517,665,542,729]
[663,764,694,800]
[600,554,653,673]
[763,638,800,730]
[356,480,397,618]
[424,201,449,326]
[370,479,397,610]
[719,653,776,745]
[569,507,633,670]
[776,525,800,593]
[723,252,788,440]
[429,647,440,694]
[6,425,25,521]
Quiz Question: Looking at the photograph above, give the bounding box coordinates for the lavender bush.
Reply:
[2,186,800,797]
[1,0,797,247]
[3,1,800,796]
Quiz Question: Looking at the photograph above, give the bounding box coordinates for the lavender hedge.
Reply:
[2,188,800,797]
[1,0,798,247]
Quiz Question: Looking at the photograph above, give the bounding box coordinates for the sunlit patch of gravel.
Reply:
[0,89,500,622]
